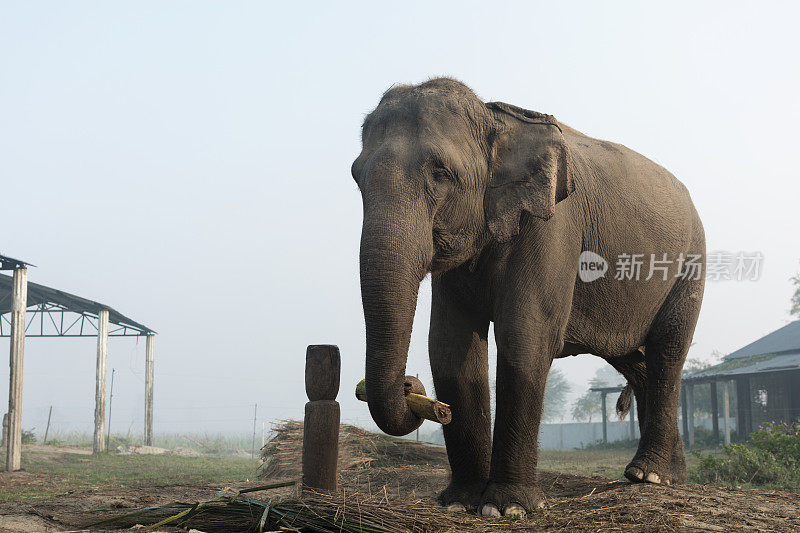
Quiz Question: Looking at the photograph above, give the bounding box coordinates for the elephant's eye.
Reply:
[432,167,455,183]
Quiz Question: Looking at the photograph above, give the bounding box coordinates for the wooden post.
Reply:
[709,381,719,444]
[735,377,751,441]
[6,267,27,471]
[251,404,257,459]
[629,395,636,439]
[1,413,7,448]
[302,345,340,493]
[106,368,115,451]
[93,309,109,454]
[43,406,53,445]
[680,385,689,444]
[144,334,155,446]
[600,392,608,444]
[415,373,420,442]
[686,383,695,448]
[723,380,731,445]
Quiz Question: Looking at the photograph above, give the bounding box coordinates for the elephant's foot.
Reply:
[478,481,546,517]
[624,452,680,486]
[437,480,487,511]
[625,435,686,485]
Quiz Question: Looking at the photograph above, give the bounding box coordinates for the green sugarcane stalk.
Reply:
[355,379,452,425]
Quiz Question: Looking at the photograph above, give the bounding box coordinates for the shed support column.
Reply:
[710,381,719,444]
[629,395,636,439]
[600,392,608,444]
[735,377,751,441]
[93,309,109,454]
[144,334,155,446]
[680,385,689,444]
[723,380,731,445]
[5,267,27,472]
[686,383,695,448]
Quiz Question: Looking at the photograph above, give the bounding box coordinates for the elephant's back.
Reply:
[557,123,704,357]
[559,123,699,249]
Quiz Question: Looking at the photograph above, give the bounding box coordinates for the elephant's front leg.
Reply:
[429,279,491,511]
[481,325,553,517]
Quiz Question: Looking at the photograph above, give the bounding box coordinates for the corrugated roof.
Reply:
[724,320,800,360]
[0,253,35,270]
[0,273,154,335]
[686,350,800,381]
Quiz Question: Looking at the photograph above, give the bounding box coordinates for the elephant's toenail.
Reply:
[645,472,661,484]
[503,504,526,517]
[481,504,501,517]
[537,500,547,509]
[626,467,644,480]
[446,503,465,512]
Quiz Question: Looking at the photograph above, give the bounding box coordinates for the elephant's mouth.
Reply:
[431,228,474,272]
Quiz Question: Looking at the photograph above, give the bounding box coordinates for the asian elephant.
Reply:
[352,78,705,516]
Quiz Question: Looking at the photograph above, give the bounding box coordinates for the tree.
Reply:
[791,265,800,318]
[571,365,625,422]
[541,368,572,422]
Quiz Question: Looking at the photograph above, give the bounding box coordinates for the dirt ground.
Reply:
[1,427,798,532]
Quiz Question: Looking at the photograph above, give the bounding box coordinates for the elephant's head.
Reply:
[352,78,574,435]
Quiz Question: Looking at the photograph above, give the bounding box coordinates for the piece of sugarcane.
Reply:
[355,376,452,425]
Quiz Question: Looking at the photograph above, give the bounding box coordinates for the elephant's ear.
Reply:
[484,101,575,243]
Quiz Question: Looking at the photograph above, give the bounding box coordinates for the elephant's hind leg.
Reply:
[625,276,703,485]
[609,349,686,483]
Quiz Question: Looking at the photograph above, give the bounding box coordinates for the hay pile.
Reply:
[259,420,447,481]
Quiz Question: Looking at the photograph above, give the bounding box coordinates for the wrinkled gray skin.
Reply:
[352,78,705,516]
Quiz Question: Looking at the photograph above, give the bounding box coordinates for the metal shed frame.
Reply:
[0,255,156,471]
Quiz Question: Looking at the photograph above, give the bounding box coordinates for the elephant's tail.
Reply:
[616,384,633,421]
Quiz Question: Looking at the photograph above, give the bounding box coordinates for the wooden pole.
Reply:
[600,392,608,444]
[251,404,257,459]
[710,381,719,444]
[686,383,695,448]
[735,377,751,441]
[302,345,340,493]
[6,267,27,471]
[43,406,53,445]
[723,380,731,445]
[629,395,636,439]
[680,385,689,444]
[415,373,420,442]
[93,309,109,454]
[144,334,155,446]
[106,368,115,451]
[1,413,7,448]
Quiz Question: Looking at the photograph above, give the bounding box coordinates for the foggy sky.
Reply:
[1,1,798,438]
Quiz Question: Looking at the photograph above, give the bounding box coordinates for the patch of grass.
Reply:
[539,448,632,478]
[28,453,258,486]
[539,447,705,479]
[0,447,260,502]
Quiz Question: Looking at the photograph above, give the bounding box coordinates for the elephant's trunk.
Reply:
[360,210,430,436]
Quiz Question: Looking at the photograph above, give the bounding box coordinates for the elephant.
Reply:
[352,78,705,516]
